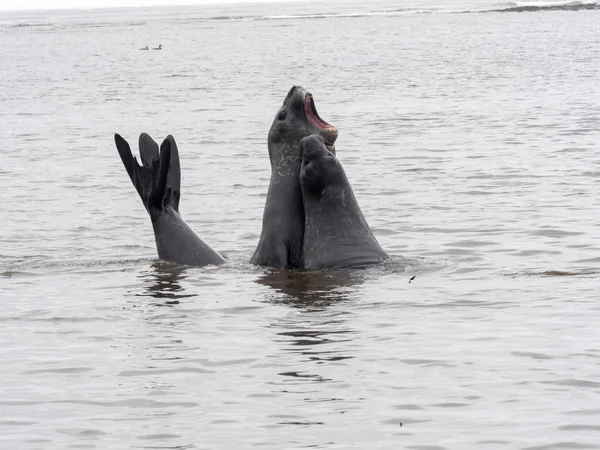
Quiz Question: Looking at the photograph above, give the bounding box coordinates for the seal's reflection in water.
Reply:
[137,261,197,305]
[256,269,366,309]
[257,270,363,401]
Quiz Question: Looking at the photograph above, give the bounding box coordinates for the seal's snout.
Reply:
[286,85,302,99]
[301,134,326,159]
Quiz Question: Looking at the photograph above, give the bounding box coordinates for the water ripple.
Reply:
[2,3,600,450]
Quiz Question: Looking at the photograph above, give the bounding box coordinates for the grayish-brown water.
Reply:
[1,1,600,449]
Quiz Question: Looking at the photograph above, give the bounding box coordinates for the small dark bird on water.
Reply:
[153,44,162,50]
[409,276,416,283]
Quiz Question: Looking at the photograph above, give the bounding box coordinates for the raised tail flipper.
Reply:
[114,133,225,267]
[163,135,181,213]
[138,133,159,167]
[115,133,170,215]
[138,133,181,212]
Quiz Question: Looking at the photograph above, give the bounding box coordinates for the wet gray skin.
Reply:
[114,133,226,267]
[299,134,388,270]
[251,86,338,268]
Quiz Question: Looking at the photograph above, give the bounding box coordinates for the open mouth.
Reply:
[305,94,337,134]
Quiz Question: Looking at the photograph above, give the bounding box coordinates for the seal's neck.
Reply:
[306,185,369,237]
[269,142,302,175]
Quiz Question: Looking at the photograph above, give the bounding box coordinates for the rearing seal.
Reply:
[299,135,388,269]
[250,86,338,268]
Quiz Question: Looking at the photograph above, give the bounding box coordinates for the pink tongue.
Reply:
[305,98,330,129]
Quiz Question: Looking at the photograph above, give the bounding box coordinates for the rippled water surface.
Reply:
[2,1,600,449]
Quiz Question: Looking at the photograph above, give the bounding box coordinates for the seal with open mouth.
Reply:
[250,86,339,268]
[299,134,388,269]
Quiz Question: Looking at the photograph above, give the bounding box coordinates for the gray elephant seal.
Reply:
[250,86,338,268]
[299,135,388,269]
[114,133,226,267]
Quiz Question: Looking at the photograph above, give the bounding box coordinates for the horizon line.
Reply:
[0,0,314,13]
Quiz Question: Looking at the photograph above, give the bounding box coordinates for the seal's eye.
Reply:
[277,110,287,121]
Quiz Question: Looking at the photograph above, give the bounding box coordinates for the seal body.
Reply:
[299,135,388,269]
[114,133,225,267]
[251,86,338,268]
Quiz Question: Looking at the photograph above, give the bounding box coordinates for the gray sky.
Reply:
[0,0,306,11]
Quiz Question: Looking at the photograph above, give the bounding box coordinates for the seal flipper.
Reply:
[147,137,171,211]
[114,133,165,216]
[138,133,180,212]
[114,133,136,181]
[115,133,150,212]
[114,133,226,267]
[138,133,159,168]
[115,133,180,215]
[164,135,181,213]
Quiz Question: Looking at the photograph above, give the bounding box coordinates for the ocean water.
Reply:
[1,0,600,449]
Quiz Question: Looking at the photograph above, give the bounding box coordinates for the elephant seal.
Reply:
[114,133,226,267]
[250,86,339,268]
[299,135,388,269]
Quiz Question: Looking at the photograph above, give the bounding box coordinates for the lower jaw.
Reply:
[319,131,338,150]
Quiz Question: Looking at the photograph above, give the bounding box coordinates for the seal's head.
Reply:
[268,86,338,167]
[299,134,343,194]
